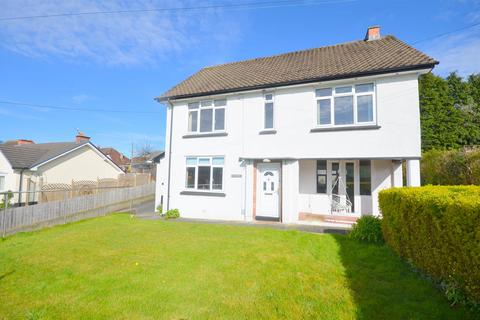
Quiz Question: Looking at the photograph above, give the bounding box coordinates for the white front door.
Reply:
[256,163,281,220]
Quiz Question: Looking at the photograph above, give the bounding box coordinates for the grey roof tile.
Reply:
[158,35,437,100]
[0,142,88,169]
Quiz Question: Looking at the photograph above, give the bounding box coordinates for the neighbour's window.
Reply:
[0,175,5,191]
[359,160,372,195]
[188,99,226,133]
[264,93,274,129]
[315,83,375,126]
[316,160,327,194]
[185,156,224,190]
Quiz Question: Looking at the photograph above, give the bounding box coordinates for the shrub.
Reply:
[348,216,384,244]
[164,209,180,219]
[156,205,163,214]
[379,186,480,305]
[0,191,13,209]
[422,147,480,185]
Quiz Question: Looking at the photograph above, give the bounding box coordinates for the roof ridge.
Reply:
[158,34,437,101]
[202,35,395,70]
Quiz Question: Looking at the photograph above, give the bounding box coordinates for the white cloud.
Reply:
[421,27,480,77]
[0,0,238,66]
[72,94,95,104]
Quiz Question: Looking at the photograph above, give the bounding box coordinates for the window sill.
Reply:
[310,125,381,133]
[183,132,228,139]
[180,190,226,197]
[259,129,277,135]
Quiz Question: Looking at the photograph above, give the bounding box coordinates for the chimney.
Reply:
[4,139,34,145]
[17,139,34,145]
[365,26,381,41]
[75,130,91,143]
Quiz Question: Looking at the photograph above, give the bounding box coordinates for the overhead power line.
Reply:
[0,0,356,22]
[0,100,161,114]
[411,21,480,45]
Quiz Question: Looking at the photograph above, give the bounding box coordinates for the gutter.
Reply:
[157,63,438,102]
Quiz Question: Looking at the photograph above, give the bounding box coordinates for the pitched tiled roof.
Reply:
[0,142,88,169]
[158,35,437,101]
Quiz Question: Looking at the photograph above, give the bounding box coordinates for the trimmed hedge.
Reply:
[379,186,480,303]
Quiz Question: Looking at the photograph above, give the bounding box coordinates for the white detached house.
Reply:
[155,27,438,223]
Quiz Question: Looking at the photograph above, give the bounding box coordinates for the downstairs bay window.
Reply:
[316,83,375,127]
[185,156,224,191]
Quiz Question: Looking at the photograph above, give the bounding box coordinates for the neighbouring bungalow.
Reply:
[0,132,124,206]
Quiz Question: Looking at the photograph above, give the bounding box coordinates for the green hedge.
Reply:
[379,186,480,303]
[422,148,480,185]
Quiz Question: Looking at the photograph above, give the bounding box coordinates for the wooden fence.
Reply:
[35,173,152,204]
[1,183,155,237]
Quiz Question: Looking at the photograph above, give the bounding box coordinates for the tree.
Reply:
[420,73,464,150]
[419,72,480,151]
[134,140,153,158]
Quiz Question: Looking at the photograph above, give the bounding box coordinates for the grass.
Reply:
[0,214,476,319]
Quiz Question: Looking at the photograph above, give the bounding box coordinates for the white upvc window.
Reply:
[263,93,274,129]
[185,156,225,191]
[315,83,376,127]
[188,99,226,133]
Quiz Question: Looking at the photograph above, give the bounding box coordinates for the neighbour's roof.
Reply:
[100,147,130,166]
[148,151,165,162]
[158,35,437,101]
[0,142,88,169]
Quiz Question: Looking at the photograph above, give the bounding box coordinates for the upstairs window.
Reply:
[188,99,226,133]
[315,83,375,126]
[0,175,5,191]
[185,156,224,191]
[264,93,274,129]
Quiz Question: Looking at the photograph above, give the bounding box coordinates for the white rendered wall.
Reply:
[155,160,167,210]
[371,160,394,216]
[0,151,15,193]
[406,159,421,186]
[161,72,422,221]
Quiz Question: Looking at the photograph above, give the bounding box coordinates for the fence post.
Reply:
[63,190,68,224]
[2,193,8,238]
[129,186,133,213]
[71,179,74,199]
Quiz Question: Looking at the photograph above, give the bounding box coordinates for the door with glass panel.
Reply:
[256,163,281,221]
[329,161,356,213]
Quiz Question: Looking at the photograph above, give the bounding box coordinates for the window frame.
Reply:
[263,92,275,130]
[316,160,327,194]
[359,160,372,196]
[315,82,376,128]
[187,99,227,134]
[185,156,225,192]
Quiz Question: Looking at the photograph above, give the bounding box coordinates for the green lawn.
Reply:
[0,214,476,320]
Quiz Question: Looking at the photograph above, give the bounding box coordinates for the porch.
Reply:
[247,158,420,224]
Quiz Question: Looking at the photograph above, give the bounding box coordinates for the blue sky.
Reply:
[1,0,479,155]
